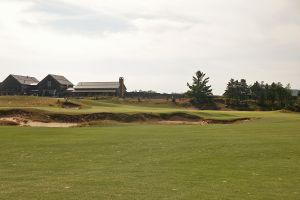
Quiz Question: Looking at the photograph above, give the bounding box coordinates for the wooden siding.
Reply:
[0,75,38,95]
[38,75,72,97]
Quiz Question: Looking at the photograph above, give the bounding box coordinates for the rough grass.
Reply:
[0,96,61,107]
[0,112,300,200]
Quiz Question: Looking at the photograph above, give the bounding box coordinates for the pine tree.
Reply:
[186,71,213,108]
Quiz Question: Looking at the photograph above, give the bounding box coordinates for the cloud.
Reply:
[30,0,88,16]
[22,0,133,34]
[47,15,133,34]
[0,0,299,94]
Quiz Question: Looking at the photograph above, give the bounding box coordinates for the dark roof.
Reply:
[74,82,120,89]
[49,74,73,86]
[291,89,300,97]
[11,75,39,85]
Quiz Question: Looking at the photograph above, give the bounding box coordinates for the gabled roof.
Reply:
[74,82,120,89]
[11,75,39,85]
[291,89,300,97]
[49,74,73,86]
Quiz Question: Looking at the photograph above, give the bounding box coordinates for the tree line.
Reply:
[186,70,300,111]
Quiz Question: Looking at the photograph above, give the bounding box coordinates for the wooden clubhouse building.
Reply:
[0,75,39,95]
[37,74,74,97]
[73,77,126,97]
[0,74,126,97]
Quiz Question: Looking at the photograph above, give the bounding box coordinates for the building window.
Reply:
[47,81,52,88]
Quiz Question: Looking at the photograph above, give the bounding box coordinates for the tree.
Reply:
[281,84,292,108]
[239,79,250,101]
[257,82,267,106]
[224,79,238,105]
[250,81,262,102]
[249,81,292,109]
[224,79,250,105]
[186,71,213,108]
[269,83,277,107]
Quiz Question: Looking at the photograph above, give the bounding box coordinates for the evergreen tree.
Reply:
[224,79,250,105]
[258,82,266,106]
[239,79,250,101]
[224,79,237,104]
[269,83,277,107]
[186,71,213,108]
[250,81,261,102]
[249,81,293,109]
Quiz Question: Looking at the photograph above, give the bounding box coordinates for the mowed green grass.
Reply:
[0,112,300,200]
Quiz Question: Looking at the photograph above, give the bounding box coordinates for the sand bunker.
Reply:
[0,117,77,128]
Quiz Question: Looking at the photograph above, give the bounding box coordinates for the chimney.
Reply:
[119,77,125,98]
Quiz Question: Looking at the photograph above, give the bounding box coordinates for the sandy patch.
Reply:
[0,117,77,128]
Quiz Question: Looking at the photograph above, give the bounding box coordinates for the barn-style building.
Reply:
[38,74,73,97]
[0,74,39,95]
[73,77,126,97]
[0,74,127,97]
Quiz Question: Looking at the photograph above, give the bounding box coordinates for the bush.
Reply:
[291,98,300,112]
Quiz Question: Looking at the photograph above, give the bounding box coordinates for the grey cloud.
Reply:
[125,12,203,24]
[47,15,133,33]
[30,0,89,16]
[26,1,200,34]
[25,0,134,34]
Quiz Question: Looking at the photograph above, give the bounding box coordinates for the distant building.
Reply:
[291,89,300,97]
[38,74,73,97]
[73,77,126,97]
[0,74,39,95]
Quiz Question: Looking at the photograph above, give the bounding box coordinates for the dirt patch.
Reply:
[205,118,252,124]
[61,101,81,109]
[47,112,203,123]
[0,109,33,117]
[158,120,209,125]
[55,100,82,109]
[0,120,20,126]
[158,118,251,125]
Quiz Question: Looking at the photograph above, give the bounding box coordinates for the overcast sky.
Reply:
[0,0,299,94]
